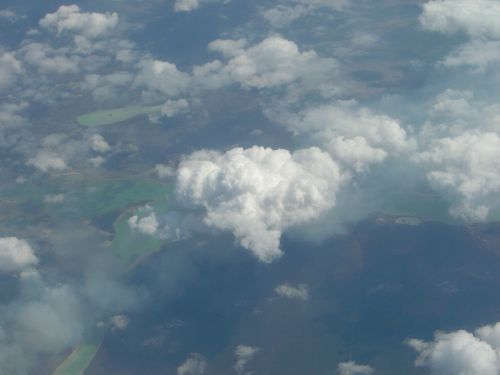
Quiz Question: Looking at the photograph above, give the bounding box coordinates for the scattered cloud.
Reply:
[234,345,260,375]
[337,361,374,375]
[177,353,207,375]
[274,283,309,300]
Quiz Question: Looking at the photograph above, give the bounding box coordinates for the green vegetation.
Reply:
[52,342,100,375]
[77,106,162,126]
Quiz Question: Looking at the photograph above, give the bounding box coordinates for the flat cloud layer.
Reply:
[176,146,348,262]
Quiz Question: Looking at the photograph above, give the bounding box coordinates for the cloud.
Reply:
[88,134,110,153]
[177,353,207,375]
[234,345,260,375]
[0,237,38,273]
[81,72,134,101]
[134,59,190,97]
[109,315,129,331]
[261,0,348,27]
[0,51,23,91]
[153,164,176,179]
[20,43,80,75]
[337,361,374,375]
[27,150,68,172]
[420,0,500,69]
[274,283,309,300]
[0,9,20,22]
[442,40,500,69]
[203,36,339,90]
[14,285,85,353]
[39,5,119,39]
[26,132,112,173]
[128,207,159,236]
[415,131,500,221]
[269,102,414,172]
[420,0,500,39]
[174,0,201,12]
[408,322,500,375]
[160,99,189,118]
[176,146,348,262]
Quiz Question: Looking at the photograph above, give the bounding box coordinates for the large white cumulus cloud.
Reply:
[176,146,348,262]
[408,322,500,375]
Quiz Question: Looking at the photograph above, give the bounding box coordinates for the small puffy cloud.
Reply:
[0,237,38,273]
[337,361,374,375]
[174,0,201,12]
[128,206,159,235]
[176,146,347,262]
[161,99,189,118]
[416,131,500,221]
[135,59,190,97]
[208,39,248,58]
[27,150,68,172]
[0,9,19,22]
[408,323,500,375]
[39,5,119,39]
[234,345,260,375]
[275,283,309,300]
[0,51,22,91]
[110,315,129,330]
[153,164,176,179]
[177,353,206,375]
[88,134,110,153]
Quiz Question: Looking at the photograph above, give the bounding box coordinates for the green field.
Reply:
[77,106,162,126]
[52,342,101,375]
